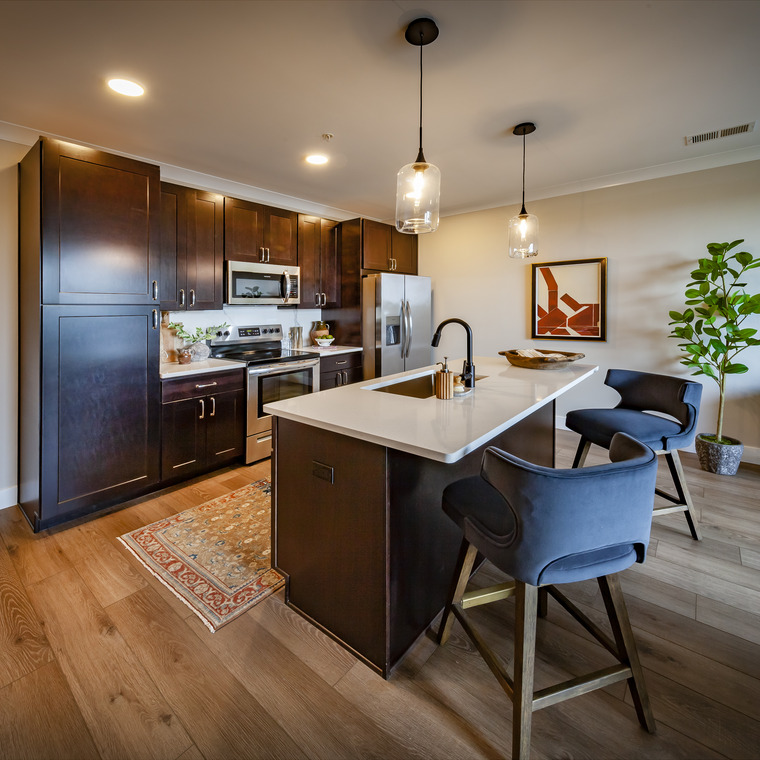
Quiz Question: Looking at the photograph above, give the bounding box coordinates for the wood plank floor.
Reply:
[1,430,759,759]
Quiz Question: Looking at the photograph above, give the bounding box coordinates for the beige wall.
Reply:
[420,160,760,462]
[0,139,28,508]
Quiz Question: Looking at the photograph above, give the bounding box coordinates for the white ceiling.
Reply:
[1,0,759,222]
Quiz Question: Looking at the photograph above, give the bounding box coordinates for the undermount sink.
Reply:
[369,372,487,399]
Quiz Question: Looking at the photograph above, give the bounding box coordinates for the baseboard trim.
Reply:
[0,485,18,511]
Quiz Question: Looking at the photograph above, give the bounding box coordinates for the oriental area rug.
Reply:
[118,479,284,632]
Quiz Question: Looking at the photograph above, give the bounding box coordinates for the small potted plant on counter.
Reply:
[168,321,229,362]
[668,239,760,475]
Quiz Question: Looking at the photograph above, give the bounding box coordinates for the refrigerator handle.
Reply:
[399,299,407,357]
[404,300,413,358]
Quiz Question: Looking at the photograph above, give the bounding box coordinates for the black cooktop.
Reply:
[209,324,317,366]
[211,345,315,366]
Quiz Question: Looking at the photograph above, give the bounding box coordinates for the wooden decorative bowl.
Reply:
[499,349,585,370]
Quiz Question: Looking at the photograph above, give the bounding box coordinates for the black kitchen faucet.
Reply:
[431,318,475,388]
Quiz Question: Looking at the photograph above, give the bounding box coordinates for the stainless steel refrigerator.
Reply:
[362,273,432,378]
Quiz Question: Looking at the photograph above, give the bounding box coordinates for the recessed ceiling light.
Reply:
[306,154,328,165]
[108,78,145,97]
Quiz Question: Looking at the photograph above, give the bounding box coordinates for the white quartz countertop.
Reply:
[300,345,362,356]
[160,358,246,379]
[265,356,598,463]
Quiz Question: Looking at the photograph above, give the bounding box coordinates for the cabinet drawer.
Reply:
[320,351,362,374]
[162,368,244,402]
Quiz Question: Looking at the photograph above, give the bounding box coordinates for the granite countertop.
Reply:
[159,358,246,379]
[264,356,598,463]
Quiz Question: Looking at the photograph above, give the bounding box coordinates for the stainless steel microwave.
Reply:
[226,261,300,305]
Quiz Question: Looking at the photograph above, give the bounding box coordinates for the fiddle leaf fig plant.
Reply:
[167,321,229,344]
[668,239,760,444]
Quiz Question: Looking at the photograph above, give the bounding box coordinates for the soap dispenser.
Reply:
[435,356,454,399]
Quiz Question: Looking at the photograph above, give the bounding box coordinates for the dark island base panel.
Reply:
[271,402,555,678]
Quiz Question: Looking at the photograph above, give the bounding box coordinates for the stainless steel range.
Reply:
[210,324,319,463]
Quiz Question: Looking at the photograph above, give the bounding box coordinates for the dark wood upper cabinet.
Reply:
[298,215,339,308]
[30,137,161,305]
[160,182,224,310]
[361,219,392,271]
[390,226,418,274]
[224,197,297,266]
[359,218,418,274]
[265,206,298,266]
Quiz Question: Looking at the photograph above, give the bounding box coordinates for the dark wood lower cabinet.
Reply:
[161,369,245,481]
[18,305,161,531]
[319,351,363,389]
[272,401,555,677]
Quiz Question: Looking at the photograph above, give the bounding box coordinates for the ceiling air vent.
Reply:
[685,121,755,145]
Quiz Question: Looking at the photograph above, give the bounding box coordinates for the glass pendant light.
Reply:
[395,18,440,235]
[508,122,539,258]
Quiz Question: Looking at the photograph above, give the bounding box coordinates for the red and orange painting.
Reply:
[531,259,606,341]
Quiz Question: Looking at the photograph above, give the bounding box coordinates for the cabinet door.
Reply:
[391,227,418,275]
[320,219,340,307]
[361,219,392,271]
[161,397,205,479]
[298,215,321,308]
[40,138,160,305]
[38,305,161,528]
[224,196,265,262]
[159,182,187,310]
[264,206,298,266]
[186,190,224,310]
[206,389,245,466]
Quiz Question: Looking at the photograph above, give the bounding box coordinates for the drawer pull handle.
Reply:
[199,398,205,419]
[195,381,218,389]
[209,397,216,417]
[336,360,347,365]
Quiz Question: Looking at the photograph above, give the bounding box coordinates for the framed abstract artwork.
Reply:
[531,258,607,340]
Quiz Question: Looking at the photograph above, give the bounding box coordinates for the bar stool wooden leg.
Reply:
[438,539,478,645]
[598,574,656,733]
[513,582,538,760]
[663,450,702,541]
[572,437,592,468]
[537,587,549,618]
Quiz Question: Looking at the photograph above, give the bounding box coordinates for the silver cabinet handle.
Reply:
[179,288,185,306]
[195,381,217,389]
[209,397,216,417]
[199,398,205,419]
[336,372,343,386]
[315,292,320,307]
[266,248,271,262]
[190,289,196,307]
[343,371,349,384]
[152,280,158,300]
[321,292,327,306]
[260,247,266,262]
[336,360,347,365]
[152,309,158,329]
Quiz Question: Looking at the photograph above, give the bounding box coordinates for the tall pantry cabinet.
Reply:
[18,137,162,531]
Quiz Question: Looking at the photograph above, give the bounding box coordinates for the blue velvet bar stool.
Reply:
[437,433,658,760]
[565,368,703,540]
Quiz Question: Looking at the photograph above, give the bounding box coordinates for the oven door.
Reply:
[247,358,319,460]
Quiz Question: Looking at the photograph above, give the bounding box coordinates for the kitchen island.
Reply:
[265,356,597,677]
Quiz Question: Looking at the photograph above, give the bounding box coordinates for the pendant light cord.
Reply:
[416,31,425,163]
[520,132,527,216]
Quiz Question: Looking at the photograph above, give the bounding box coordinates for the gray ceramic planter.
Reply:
[695,434,744,475]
